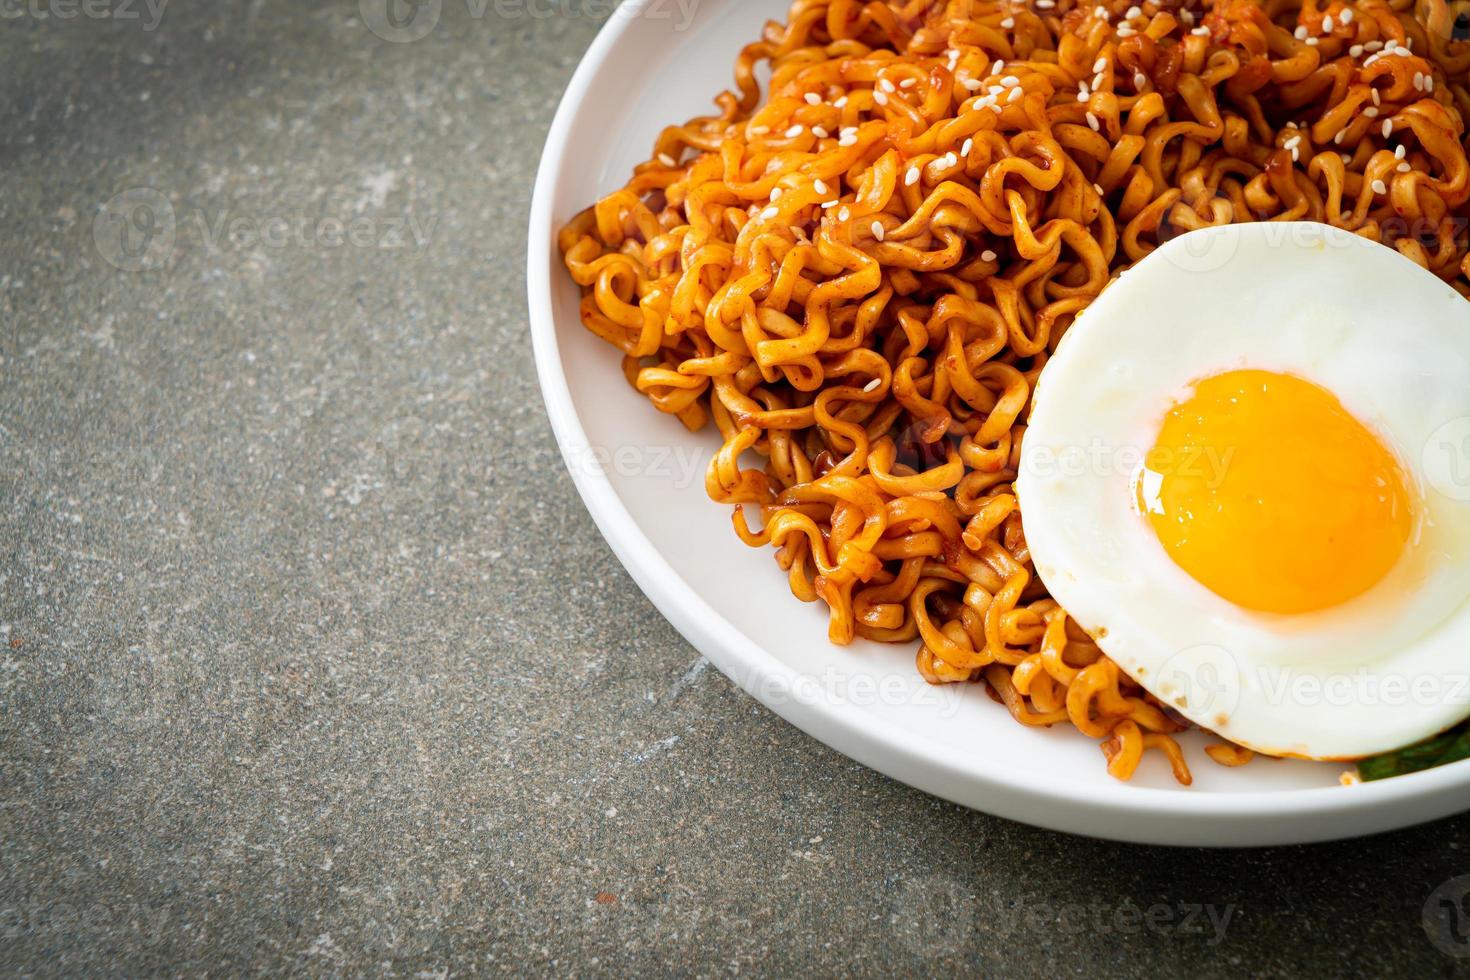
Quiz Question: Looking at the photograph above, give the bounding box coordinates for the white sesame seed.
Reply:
[879,78,896,93]
[822,199,840,209]
[1290,147,1299,161]
[1384,39,1398,51]
[873,91,889,106]
[1094,182,1105,194]
[1134,72,1148,89]
[1180,8,1194,24]
[946,152,959,167]
[1093,72,1106,89]
[1395,143,1405,158]
[1427,76,1435,92]
[1349,44,1363,57]
[1341,9,1352,23]
[976,94,997,109]
[993,60,1006,74]
[1001,75,1021,87]
[1305,37,1318,46]
[1414,73,1425,91]
[863,377,882,392]
[1364,40,1383,51]
[1333,129,1346,144]
[1364,106,1378,118]
[838,207,850,221]
[905,167,920,186]
[1116,24,1135,36]
[1079,81,1090,96]
[1125,5,1142,19]
[871,221,885,241]
[789,225,806,240]
[1077,91,1089,102]
[1341,153,1352,163]
[805,92,822,105]
[961,77,984,91]
[839,134,858,147]
[988,85,1006,98]
[1191,25,1210,35]
[1372,179,1387,195]
[1372,89,1381,105]
[1386,121,1395,140]
[814,179,829,195]
[658,153,676,166]
[981,249,998,262]
[961,138,974,157]
[786,125,805,138]
[1294,25,1308,40]
[834,96,849,108]
[761,206,779,220]
[1086,111,1100,130]
[900,78,917,89]
[1036,0,1054,8]
[1007,86,1024,103]
[771,187,783,200]
[1001,16,1015,27]
[751,126,770,135]
[1284,135,1301,149]
[1398,162,1411,173]
[1093,57,1108,73]
[812,126,829,139]
[1322,15,1333,31]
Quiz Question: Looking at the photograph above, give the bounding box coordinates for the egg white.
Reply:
[1017,222,1470,760]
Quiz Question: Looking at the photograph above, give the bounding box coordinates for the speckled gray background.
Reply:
[2,1,1469,976]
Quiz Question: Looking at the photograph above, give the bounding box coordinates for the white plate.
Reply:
[526,0,1470,845]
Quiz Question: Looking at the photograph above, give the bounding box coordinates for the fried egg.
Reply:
[1016,222,1470,760]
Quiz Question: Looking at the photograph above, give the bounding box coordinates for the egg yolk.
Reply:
[1137,369,1413,615]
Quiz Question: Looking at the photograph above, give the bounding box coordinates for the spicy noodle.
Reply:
[558,0,1470,783]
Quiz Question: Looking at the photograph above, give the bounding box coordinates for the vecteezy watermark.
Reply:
[0,0,167,29]
[1148,643,1470,719]
[1424,875,1470,958]
[889,875,1236,958]
[986,896,1236,945]
[1,899,170,945]
[92,187,438,272]
[560,441,709,490]
[1020,438,1235,489]
[740,663,963,718]
[358,0,699,43]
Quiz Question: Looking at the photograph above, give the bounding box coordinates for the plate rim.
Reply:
[524,2,1470,845]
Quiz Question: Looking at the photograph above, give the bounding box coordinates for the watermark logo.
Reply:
[1154,643,1242,720]
[92,187,176,273]
[1424,875,1470,957]
[1422,417,1470,502]
[359,0,440,42]
[1157,222,1244,274]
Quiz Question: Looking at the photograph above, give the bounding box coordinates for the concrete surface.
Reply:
[2,1,1469,975]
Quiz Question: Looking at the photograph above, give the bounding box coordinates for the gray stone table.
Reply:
[2,1,1468,975]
